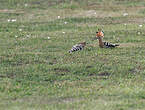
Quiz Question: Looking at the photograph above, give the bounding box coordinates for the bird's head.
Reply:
[96,28,104,39]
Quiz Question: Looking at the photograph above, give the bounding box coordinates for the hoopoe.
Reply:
[68,42,86,53]
[96,29,119,48]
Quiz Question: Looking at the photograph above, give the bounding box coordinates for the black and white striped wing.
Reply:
[69,44,83,53]
[104,42,119,48]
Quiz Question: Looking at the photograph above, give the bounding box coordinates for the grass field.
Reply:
[0,0,145,110]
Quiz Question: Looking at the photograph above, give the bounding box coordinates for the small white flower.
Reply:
[48,37,50,39]
[7,19,11,22]
[124,23,127,26]
[123,13,128,16]
[15,35,18,38]
[104,102,107,106]
[26,35,30,37]
[64,21,68,24]
[138,32,141,35]
[25,4,28,7]
[62,32,65,34]
[57,16,60,19]
[94,12,96,15]
[139,25,142,27]
[11,19,16,22]
[19,29,22,31]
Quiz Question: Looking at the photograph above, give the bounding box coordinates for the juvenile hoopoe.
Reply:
[68,42,86,53]
[96,29,119,48]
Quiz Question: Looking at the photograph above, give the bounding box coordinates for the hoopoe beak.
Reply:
[96,36,102,39]
[96,36,99,39]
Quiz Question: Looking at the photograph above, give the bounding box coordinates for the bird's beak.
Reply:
[96,36,99,39]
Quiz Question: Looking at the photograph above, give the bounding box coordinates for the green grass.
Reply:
[0,0,145,110]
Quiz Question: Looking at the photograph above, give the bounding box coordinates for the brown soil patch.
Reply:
[0,73,16,79]
[88,72,111,77]
[119,43,144,47]
[75,10,123,18]
[86,65,93,68]
[53,68,70,73]
[98,72,111,77]
[16,96,83,105]
[0,9,24,14]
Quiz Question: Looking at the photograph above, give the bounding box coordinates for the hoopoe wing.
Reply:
[69,44,84,53]
[104,42,119,48]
